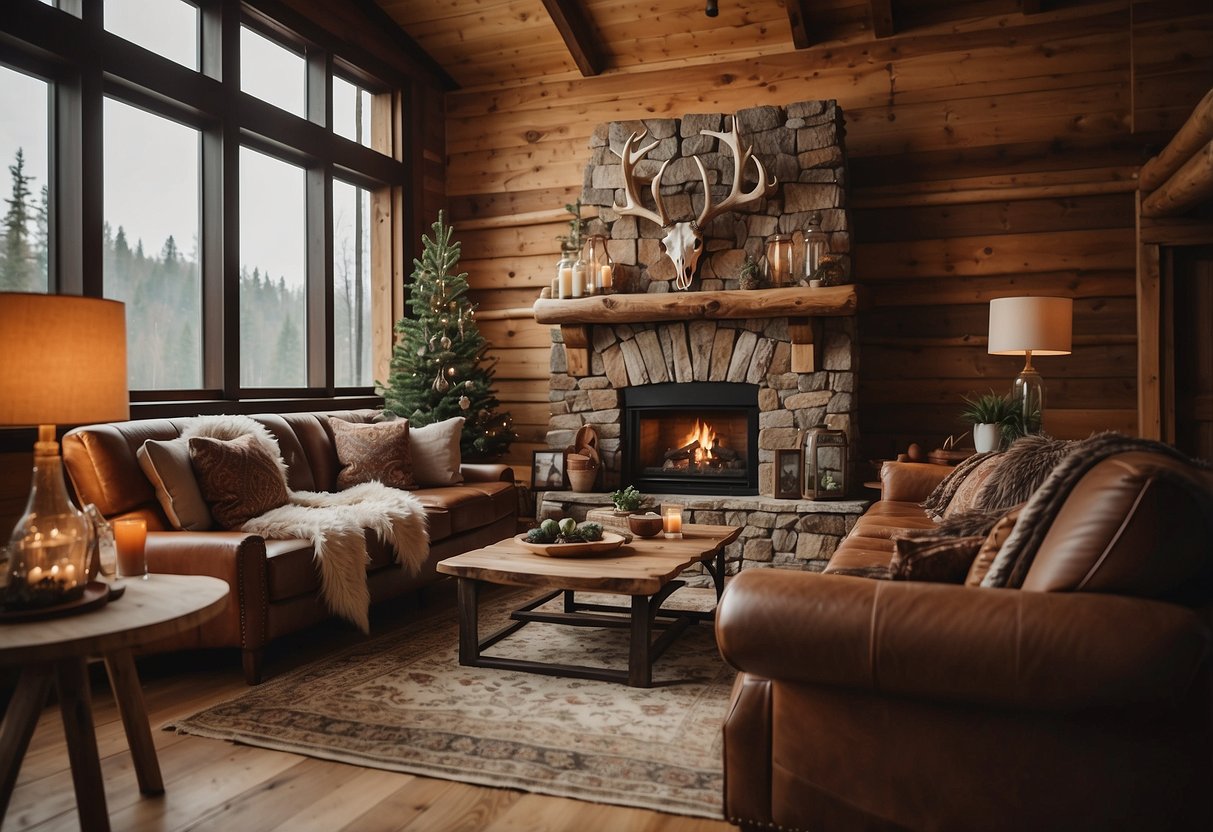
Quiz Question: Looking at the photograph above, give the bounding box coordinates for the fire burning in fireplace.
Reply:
[663,417,742,473]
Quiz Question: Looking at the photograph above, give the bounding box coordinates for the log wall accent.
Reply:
[445,1,1213,473]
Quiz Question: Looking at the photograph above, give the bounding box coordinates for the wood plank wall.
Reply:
[445,0,1213,475]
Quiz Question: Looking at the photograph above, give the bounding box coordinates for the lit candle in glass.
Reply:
[662,504,683,539]
[113,518,149,579]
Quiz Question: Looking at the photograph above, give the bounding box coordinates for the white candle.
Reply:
[600,264,613,291]
[27,565,43,584]
[662,504,683,538]
[558,267,573,299]
[571,261,585,298]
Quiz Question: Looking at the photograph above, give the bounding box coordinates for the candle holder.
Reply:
[114,518,149,580]
[661,504,684,539]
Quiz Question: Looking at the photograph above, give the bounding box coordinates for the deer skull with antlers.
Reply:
[612,116,776,290]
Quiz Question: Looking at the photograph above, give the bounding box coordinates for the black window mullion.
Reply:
[307,165,332,393]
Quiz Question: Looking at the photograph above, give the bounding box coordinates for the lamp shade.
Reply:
[0,293,129,427]
[987,296,1072,356]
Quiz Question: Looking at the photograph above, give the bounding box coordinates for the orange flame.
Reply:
[679,419,718,463]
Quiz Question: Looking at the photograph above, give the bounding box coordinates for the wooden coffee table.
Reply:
[436,523,741,687]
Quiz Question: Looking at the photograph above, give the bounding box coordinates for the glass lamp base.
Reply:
[1012,368,1045,434]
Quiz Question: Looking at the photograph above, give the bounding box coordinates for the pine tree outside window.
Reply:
[0,65,49,294]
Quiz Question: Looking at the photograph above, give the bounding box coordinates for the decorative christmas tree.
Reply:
[380,211,514,458]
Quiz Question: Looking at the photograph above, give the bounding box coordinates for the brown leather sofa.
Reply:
[62,409,517,683]
[718,451,1213,832]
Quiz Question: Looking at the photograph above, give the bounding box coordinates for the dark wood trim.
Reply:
[306,164,334,393]
[1022,0,1043,14]
[540,0,607,77]
[869,0,896,39]
[787,0,813,50]
[344,0,457,91]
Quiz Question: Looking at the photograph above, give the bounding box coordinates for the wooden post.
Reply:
[788,317,816,373]
[561,325,591,377]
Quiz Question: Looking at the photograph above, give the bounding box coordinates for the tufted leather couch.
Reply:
[62,409,517,684]
[717,451,1213,832]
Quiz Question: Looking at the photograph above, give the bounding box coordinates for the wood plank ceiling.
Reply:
[375,0,1038,90]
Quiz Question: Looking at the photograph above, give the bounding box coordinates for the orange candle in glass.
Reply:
[662,504,683,539]
[113,518,148,579]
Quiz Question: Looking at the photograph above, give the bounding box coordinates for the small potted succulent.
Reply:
[960,391,1018,453]
[610,485,644,515]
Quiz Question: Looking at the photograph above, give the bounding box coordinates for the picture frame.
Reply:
[774,449,802,499]
[531,449,566,490]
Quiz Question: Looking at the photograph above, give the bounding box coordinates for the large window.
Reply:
[103,98,202,390]
[0,0,406,409]
[240,147,306,388]
[105,0,199,71]
[0,65,49,293]
[333,180,371,386]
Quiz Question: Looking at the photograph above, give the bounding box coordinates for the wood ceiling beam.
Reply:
[1022,0,1044,13]
[787,0,813,50]
[540,0,607,77]
[868,0,896,39]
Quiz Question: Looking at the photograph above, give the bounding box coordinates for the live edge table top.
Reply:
[436,523,742,596]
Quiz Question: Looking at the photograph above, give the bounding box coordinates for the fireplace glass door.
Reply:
[623,382,758,495]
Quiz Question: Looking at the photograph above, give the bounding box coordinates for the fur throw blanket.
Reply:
[182,415,429,632]
[981,433,1213,589]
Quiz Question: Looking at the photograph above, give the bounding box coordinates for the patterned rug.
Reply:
[168,588,734,819]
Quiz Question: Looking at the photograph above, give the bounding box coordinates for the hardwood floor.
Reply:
[2,582,734,832]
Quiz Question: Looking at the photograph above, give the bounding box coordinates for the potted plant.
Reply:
[960,391,1017,452]
[610,486,644,515]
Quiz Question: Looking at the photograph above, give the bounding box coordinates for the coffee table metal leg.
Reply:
[457,578,481,664]
[628,595,652,687]
[55,657,110,832]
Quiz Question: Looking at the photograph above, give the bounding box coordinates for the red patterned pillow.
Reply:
[188,434,290,529]
[330,418,417,490]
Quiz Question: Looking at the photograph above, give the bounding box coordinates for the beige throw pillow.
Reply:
[188,434,290,529]
[330,417,417,490]
[137,438,214,531]
[409,416,465,486]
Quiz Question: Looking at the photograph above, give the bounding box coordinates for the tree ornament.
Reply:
[465,380,474,389]
[432,370,450,393]
[446,365,457,378]
[416,345,426,357]
[459,395,470,410]
[440,335,451,350]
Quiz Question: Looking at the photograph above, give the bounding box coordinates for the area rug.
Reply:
[168,588,734,819]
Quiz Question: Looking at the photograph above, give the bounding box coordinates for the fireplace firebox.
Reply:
[622,382,759,495]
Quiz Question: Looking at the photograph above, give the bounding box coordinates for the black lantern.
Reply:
[802,424,848,500]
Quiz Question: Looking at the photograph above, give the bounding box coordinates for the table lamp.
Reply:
[0,293,128,610]
[987,296,1072,433]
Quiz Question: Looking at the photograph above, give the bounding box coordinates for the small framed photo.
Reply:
[531,449,566,490]
[774,449,802,499]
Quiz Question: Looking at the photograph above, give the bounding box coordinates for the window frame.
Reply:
[0,0,412,416]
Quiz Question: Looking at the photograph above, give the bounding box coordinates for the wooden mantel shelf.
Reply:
[533,285,865,376]
[532,284,865,325]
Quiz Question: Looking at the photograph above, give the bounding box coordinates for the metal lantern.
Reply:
[802,424,848,500]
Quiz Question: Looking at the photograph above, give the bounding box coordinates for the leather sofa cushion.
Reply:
[412,483,512,536]
[137,437,214,531]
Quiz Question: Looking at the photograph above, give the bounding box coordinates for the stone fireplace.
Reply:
[535,100,869,574]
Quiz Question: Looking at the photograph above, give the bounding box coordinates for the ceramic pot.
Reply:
[973,423,1001,453]
[567,467,597,493]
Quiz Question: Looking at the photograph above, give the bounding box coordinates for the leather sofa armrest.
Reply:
[880,460,952,502]
[717,569,1210,711]
[461,463,515,483]
[146,531,270,650]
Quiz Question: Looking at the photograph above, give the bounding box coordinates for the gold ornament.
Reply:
[459,395,471,410]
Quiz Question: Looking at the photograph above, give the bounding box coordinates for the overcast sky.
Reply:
[0,0,331,289]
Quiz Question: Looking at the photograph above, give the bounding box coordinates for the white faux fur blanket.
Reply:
[182,415,429,632]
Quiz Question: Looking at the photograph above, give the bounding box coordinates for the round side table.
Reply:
[0,574,228,832]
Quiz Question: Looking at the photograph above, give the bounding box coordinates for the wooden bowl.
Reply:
[627,512,664,538]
